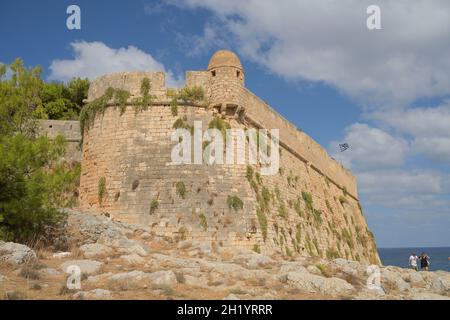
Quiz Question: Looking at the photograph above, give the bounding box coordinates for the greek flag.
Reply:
[339,143,350,152]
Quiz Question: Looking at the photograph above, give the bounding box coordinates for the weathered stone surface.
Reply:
[74,289,112,300]
[80,243,114,259]
[52,252,71,259]
[381,269,411,292]
[108,238,150,257]
[39,268,61,276]
[148,270,178,287]
[0,241,36,265]
[120,253,145,265]
[410,292,450,300]
[285,271,355,295]
[60,260,104,274]
[177,240,193,250]
[223,294,240,300]
[232,251,273,269]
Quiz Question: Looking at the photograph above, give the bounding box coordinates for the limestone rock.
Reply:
[148,270,178,287]
[332,258,364,276]
[381,269,411,292]
[0,241,36,265]
[232,252,273,269]
[39,268,61,276]
[74,289,112,300]
[177,240,193,250]
[108,238,150,257]
[401,270,425,287]
[285,271,355,295]
[79,243,113,259]
[52,252,71,259]
[60,260,104,274]
[120,253,145,265]
[223,294,240,300]
[410,292,450,300]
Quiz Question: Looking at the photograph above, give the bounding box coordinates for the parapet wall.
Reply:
[87,72,167,101]
[39,120,81,162]
[242,89,358,198]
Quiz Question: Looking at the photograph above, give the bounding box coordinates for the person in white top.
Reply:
[409,252,418,271]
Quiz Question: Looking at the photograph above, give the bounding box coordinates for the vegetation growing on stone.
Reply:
[256,207,268,240]
[149,199,159,215]
[246,165,254,182]
[172,116,193,133]
[199,213,208,231]
[301,191,313,213]
[208,117,230,137]
[178,226,188,240]
[130,78,155,114]
[293,199,303,218]
[227,195,244,211]
[260,187,271,210]
[325,199,333,213]
[255,172,262,185]
[178,86,205,104]
[278,204,288,219]
[175,181,186,199]
[98,177,106,204]
[339,195,348,206]
[114,89,131,115]
[341,228,354,249]
[253,243,261,254]
[312,209,323,225]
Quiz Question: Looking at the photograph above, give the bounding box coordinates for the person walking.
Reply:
[409,252,418,271]
[419,252,430,271]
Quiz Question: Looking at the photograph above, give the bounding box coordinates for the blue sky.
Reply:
[1,0,449,247]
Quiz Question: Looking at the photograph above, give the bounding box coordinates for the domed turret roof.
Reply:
[208,50,243,70]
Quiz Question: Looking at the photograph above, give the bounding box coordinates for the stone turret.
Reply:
[207,50,245,118]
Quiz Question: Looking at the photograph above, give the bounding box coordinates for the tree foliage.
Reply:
[0,59,83,243]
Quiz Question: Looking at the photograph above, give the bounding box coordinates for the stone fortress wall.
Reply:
[39,120,82,162]
[60,50,379,264]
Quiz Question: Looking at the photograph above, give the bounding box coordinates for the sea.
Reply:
[378,247,450,272]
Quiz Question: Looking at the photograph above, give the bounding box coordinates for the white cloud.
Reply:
[49,41,182,87]
[330,123,408,171]
[177,0,450,107]
[330,123,449,212]
[370,101,450,162]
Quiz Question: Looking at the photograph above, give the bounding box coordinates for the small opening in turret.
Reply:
[211,70,216,77]
[236,71,240,78]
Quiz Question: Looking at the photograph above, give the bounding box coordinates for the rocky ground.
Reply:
[0,209,449,300]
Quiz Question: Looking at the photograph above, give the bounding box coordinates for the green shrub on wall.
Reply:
[227,195,244,211]
[98,177,106,204]
[149,198,159,215]
[176,181,186,199]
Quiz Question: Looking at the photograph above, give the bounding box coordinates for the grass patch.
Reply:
[208,117,231,137]
[256,207,268,240]
[227,195,244,211]
[278,204,288,219]
[149,198,159,214]
[325,199,333,213]
[339,196,348,206]
[175,181,186,199]
[301,191,313,213]
[199,213,208,231]
[98,177,106,204]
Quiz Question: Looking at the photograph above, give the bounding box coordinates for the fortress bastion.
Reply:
[76,50,379,264]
